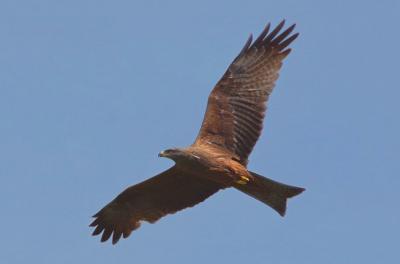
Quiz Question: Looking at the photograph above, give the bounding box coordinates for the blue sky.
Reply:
[1,0,399,263]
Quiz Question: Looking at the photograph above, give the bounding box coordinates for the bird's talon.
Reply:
[236,176,250,185]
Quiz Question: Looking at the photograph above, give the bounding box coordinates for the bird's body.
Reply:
[160,145,252,187]
[90,20,305,244]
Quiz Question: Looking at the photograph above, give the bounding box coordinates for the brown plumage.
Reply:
[90,20,305,244]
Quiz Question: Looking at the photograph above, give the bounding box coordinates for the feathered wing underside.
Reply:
[195,21,299,164]
[90,166,223,244]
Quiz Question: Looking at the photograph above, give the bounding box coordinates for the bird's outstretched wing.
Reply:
[194,21,298,164]
[90,166,222,244]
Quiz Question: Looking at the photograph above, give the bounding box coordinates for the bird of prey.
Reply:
[90,20,305,244]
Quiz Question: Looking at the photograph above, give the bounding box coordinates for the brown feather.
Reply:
[90,166,223,244]
[195,22,299,164]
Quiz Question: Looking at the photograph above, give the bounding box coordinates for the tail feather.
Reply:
[235,171,305,216]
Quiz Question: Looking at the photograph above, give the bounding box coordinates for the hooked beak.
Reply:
[158,151,165,157]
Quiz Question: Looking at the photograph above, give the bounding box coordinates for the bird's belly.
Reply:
[176,156,250,187]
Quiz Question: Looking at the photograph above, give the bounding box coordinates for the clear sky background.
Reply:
[1,1,399,263]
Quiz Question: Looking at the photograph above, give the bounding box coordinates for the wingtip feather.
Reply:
[112,231,122,245]
[278,32,299,52]
[264,20,286,43]
[237,33,253,57]
[253,22,271,46]
[100,229,113,242]
[92,225,104,236]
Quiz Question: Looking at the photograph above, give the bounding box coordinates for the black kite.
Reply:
[90,20,305,244]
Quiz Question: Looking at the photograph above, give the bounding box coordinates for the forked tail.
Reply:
[234,171,305,216]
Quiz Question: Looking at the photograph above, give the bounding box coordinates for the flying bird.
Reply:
[90,20,305,244]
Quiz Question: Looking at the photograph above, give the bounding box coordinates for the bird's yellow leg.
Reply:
[236,175,250,185]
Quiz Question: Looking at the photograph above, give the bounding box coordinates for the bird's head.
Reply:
[158,148,187,161]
